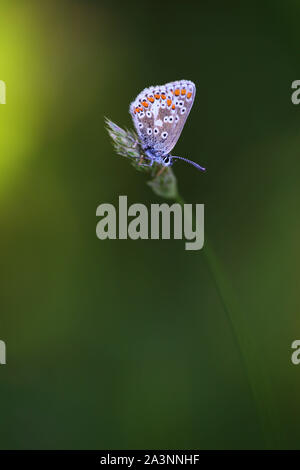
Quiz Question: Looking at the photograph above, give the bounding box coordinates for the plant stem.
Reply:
[173,191,272,448]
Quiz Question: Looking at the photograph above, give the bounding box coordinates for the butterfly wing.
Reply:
[129,80,196,157]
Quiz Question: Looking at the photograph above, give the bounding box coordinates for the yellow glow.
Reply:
[0,3,47,200]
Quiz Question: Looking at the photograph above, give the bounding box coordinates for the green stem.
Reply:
[173,191,272,448]
[107,119,275,447]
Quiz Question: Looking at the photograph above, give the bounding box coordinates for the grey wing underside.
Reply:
[129,80,196,157]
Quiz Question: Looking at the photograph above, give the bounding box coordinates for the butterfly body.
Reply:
[129,80,205,171]
[143,149,172,167]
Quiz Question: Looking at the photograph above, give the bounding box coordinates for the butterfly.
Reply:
[129,80,205,171]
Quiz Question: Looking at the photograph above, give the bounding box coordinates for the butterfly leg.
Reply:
[138,159,154,168]
[147,157,154,167]
[138,154,154,168]
[136,157,152,168]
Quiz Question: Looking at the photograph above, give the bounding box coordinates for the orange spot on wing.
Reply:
[181,89,186,95]
[135,107,140,113]
[161,93,166,99]
[175,89,180,96]
[142,101,148,108]
[172,104,175,110]
[148,97,154,103]
[187,92,192,99]
[167,99,172,106]
[154,93,160,99]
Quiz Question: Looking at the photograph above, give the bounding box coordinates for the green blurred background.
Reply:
[0,0,299,450]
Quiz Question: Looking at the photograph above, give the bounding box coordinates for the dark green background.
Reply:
[0,0,299,449]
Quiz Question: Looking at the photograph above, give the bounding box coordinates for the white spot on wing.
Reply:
[155,119,163,127]
[151,100,160,119]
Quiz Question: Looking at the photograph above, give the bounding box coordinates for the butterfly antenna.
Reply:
[171,156,206,171]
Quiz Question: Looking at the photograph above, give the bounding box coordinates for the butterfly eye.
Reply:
[153,128,159,134]
[163,156,172,166]
[175,115,179,123]
[178,100,184,107]
[139,111,145,118]
[146,111,152,118]
[168,116,174,123]
[161,131,168,139]
[163,116,169,123]
[161,102,166,108]
[147,128,152,135]
[138,122,143,128]
[180,107,186,114]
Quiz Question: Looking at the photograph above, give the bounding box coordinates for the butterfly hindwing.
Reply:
[129,80,196,157]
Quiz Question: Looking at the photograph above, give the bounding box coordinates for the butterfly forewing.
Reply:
[129,80,196,157]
